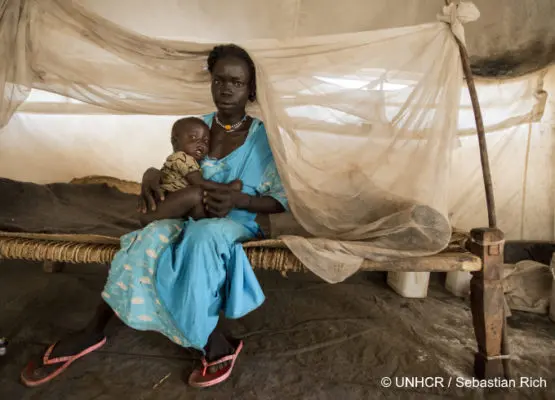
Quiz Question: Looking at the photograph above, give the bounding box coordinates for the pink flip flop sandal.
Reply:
[20,337,107,387]
[188,340,244,388]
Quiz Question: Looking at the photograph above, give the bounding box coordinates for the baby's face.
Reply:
[173,124,210,161]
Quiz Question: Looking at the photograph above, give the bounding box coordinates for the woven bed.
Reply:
[0,176,481,274]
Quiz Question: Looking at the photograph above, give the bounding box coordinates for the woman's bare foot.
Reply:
[204,337,240,373]
[205,358,232,374]
[188,338,243,388]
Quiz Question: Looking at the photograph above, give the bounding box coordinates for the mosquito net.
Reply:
[2,0,490,282]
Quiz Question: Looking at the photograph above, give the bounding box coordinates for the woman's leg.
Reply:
[82,301,115,337]
[203,327,239,373]
[205,327,236,357]
[22,219,184,386]
[204,328,236,373]
[155,218,260,381]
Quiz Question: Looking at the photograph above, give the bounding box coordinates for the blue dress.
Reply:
[102,113,288,351]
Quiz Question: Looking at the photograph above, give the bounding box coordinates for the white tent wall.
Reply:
[0,0,554,243]
[449,69,555,241]
[449,104,554,241]
[0,112,176,183]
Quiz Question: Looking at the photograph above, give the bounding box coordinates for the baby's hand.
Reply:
[229,179,243,191]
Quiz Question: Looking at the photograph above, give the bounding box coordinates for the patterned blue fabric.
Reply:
[102,113,288,351]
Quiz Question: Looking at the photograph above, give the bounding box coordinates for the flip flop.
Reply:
[188,340,244,388]
[20,337,107,387]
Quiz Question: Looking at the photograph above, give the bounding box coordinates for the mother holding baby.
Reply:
[22,44,288,388]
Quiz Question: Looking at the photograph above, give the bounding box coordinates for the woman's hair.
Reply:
[207,44,256,102]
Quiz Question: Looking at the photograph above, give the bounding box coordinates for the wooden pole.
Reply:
[443,0,510,379]
[453,37,497,228]
[443,0,496,228]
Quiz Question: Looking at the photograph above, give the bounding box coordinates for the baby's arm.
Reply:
[186,170,242,191]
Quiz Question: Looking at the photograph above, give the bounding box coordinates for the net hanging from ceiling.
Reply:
[1,0,486,282]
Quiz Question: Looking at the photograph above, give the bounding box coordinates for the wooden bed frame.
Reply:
[0,229,480,274]
[0,226,506,380]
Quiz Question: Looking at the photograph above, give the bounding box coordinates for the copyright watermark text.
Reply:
[380,376,547,389]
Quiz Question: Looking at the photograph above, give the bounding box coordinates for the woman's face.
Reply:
[210,56,251,116]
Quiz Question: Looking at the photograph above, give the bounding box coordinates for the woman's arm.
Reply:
[203,189,284,217]
[233,192,285,214]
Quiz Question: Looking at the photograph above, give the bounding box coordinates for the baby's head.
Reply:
[171,117,210,161]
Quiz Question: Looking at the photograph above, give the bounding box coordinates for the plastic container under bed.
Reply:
[387,272,430,298]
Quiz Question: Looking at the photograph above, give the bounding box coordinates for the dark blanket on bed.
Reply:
[0,178,141,238]
[0,177,454,245]
[0,178,281,239]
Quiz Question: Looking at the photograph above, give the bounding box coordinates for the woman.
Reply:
[21,44,288,388]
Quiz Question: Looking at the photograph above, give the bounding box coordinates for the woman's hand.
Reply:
[138,168,165,214]
[203,187,242,218]
[203,186,285,217]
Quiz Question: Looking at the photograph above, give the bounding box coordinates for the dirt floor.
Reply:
[0,259,554,400]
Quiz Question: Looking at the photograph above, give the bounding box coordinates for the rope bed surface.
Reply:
[0,235,481,273]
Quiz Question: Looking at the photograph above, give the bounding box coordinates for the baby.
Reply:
[140,117,241,225]
[159,117,211,193]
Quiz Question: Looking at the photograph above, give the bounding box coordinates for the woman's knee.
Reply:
[185,219,226,245]
[184,218,248,248]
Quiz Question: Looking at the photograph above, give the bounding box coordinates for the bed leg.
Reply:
[43,261,65,273]
[468,227,506,379]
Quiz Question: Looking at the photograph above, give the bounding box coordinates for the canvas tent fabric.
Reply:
[0,0,553,282]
